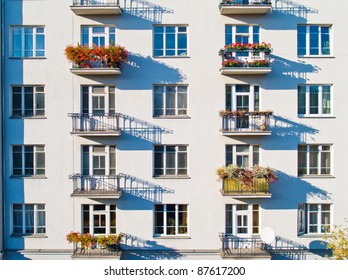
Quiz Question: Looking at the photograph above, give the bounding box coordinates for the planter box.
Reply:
[70,68,121,76]
[221,178,271,198]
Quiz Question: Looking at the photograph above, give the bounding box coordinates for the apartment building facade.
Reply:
[1,0,347,260]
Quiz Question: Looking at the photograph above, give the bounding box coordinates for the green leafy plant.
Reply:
[323,221,348,260]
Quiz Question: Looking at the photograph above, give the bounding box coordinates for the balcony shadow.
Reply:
[120,233,183,260]
[260,171,331,210]
[120,113,173,143]
[269,115,319,146]
[119,173,174,203]
[121,0,174,24]
[271,0,318,21]
[118,53,187,90]
[263,55,320,89]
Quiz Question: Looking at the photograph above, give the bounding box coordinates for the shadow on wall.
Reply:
[265,55,320,89]
[120,233,183,260]
[271,115,319,144]
[261,170,331,210]
[118,53,187,90]
[271,0,318,22]
[119,173,174,203]
[121,0,174,24]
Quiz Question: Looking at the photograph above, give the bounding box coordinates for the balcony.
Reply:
[220,110,273,136]
[71,0,122,16]
[219,0,272,15]
[219,234,271,259]
[70,64,122,76]
[69,113,121,136]
[221,178,271,198]
[69,174,122,198]
[219,43,272,75]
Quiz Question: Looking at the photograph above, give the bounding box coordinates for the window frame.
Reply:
[153,84,188,117]
[153,145,188,177]
[81,26,116,47]
[297,144,332,177]
[10,26,45,58]
[11,145,45,177]
[297,203,332,235]
[82,145,116,176]
[225,25,260,46]
[225,84,260,111]
[297,25,332,57]
[81,85,116,115]
[297,84,333,117]
[153,25,188,57]
[11,85,45,118]
[225,144,260,168]
[154,204,189,237]
[226,204,260,236]
[82,204,117,235]
[12,204,46,236]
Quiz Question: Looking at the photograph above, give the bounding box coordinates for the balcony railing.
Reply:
[219,0,272,15]
[70,174,122,198]
[221,112,272,136]
[69,113,121,136]
[72,242,121,258]
[219,233,271,259]
[220,48,271,75]
[71,0,122,15]
[221,178,271,197]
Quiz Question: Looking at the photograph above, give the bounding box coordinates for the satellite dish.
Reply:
[260,227,275,244]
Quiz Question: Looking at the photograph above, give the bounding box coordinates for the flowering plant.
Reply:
[248,60,270,67]
[66,232,123,248]
[64,44,128,68]
[252,165,278,182]
[223,59,244,67]
[219,42,272,55]
[219,110,273,117]
[66,231,81,243]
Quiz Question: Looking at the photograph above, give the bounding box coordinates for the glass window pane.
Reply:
[322,86,331,114]
[309,86,319,114]
[298,86,306,114]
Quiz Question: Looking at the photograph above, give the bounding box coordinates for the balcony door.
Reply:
[82,145,116,176]
[82,86,116,115]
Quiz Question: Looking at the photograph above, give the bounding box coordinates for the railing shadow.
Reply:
[120,233,183,260]
[120,113,173,143]
[119,173,174,203]
[272,0,318,20]
[271,115,319,144]
[122,0,174,23]
[267,235,307,260]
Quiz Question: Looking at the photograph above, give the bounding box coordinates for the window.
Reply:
[82,26,116,47]
[11,86,45,117]
[226,145,260,168]
[298,144,331,176]
[153,85,188,117]
[225,25,260,46]
[297,25,331,56]
[226,204,260,236]
[12,204,46,235]
[11,26,45,58]
[82,205,116,235]
[298,85,332,116]
[12,145,45,176]
[154,145,188,177]
[82,145,116,176]
[226,84,260,111]
[154,204,188,236]
[82,85,116,115]
[298,203,332,235]
[153,25,188,57]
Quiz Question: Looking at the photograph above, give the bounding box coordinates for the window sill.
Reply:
[298,234,327,238]
[153,56,190,59]
[153,236,191,239]
[9,57,47,60]
[298,175,334,179]
[153,115,191,120]
[10,175,47,179]
[298,55,335,59]
[298,115,335,119]
[10,116,47,120]
[153,175,190,179]
[11,234,47,238]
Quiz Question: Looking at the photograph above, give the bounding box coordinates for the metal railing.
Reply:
[69,113,121,134]
[219,234,269,257]
[222,178,269,195]
[221,114,271,132]
[73,0,120,6]
[220,0,272,6]
[73,242,120,257]
[69,174,121,195]
[221,49,271,68]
